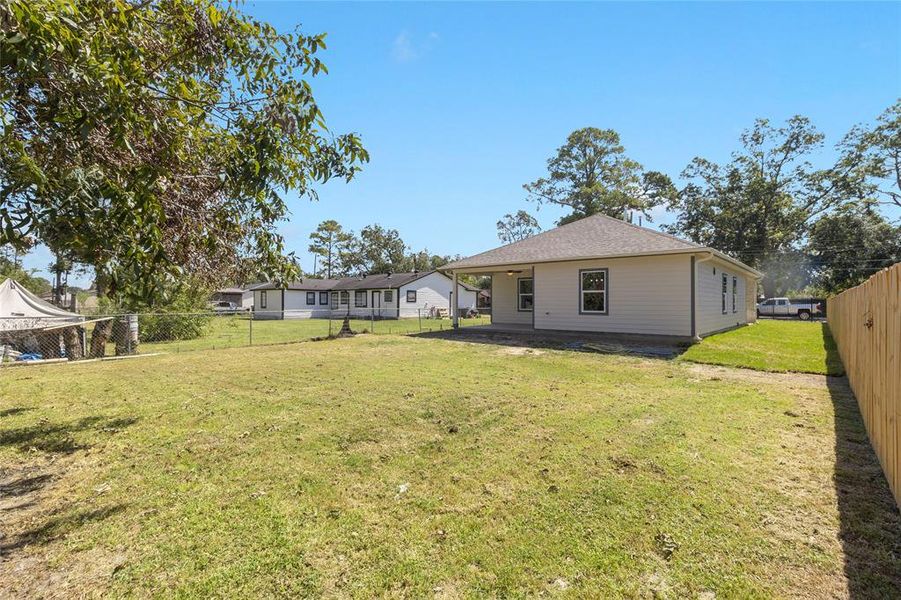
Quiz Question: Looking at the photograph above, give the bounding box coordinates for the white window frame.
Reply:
[354,290,367,308]
[306,291,316,305]
[406,290,417,303]
[579,269,608,315]
[384,289,394,303]
[722,273,728,314]
[732,276,737,313]
[330,291,339,309]
[517,277,533,312]
[260,291,267,309]
[340,291,349,305]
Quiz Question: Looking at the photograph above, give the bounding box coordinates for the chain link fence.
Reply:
[1,308,491,366]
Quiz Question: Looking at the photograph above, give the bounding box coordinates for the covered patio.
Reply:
[446,264,535,331]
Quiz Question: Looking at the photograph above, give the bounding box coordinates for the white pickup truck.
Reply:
[756,297,822,320]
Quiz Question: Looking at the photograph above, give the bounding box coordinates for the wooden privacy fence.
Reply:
[828,262,901,506]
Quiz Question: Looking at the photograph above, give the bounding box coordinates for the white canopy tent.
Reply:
[0,278,84,332]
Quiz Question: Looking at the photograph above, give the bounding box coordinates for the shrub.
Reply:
[138,312,210,343]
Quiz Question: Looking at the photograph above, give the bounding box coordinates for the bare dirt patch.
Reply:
[1,453,128,597]
[683,361,836,389]
[498,347,545,356]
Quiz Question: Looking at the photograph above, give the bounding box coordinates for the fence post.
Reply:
[249,314,253,346]
[371,309,375,334]
[418,308,422,332]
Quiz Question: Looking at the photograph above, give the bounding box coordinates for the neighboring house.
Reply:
[211,286,255,310]
[251,271,478,320]
[477,288,491,309]
[250,278,337,319]
[441,214,762,340]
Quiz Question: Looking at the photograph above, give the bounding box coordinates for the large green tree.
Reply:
[496,210,540,244]
[0,0,368,304]
[835,100,901,212]
[664,116,849,296]
[349,224,408,274]
[308,219,354,278]
[406,249,451,272]
[0,246,52,295]
[524,128,676,225]
[807,208,901,294]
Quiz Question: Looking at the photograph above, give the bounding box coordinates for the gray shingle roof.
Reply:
[250,279,340,291]
[332,272,433,290]
[249,271,472,292]
[442,214,706,270]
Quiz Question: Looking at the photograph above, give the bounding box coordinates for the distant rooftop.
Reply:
[249,271,480,292]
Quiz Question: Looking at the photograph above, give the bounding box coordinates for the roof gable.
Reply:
[442,214,703,270]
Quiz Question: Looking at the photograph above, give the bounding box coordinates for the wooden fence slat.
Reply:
[828,262,901,507]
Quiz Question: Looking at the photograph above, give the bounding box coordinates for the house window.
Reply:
[260,291,267,309]
[355,290,367,307]
[722,273,728,314]
[319,291,329,305]
[406,290,417,303]
[517,277,533,312]
[384,290,394,303]
[306,291,316,305]
[732,276,737,313]
[330,292,338,309]
[340,291,349,305]
[579,269,607,314]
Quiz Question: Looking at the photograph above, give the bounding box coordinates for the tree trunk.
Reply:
[113,316,138,355]
[113,317,127,355]
[63,326,84,360]
[327,243,332,279]
[338,316,354,337]
[39,332,62,358]
[90,319,113,358]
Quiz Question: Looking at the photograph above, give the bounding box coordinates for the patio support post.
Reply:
[452,271,459,329]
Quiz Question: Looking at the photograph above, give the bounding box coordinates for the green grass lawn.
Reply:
[680,320,845,376]
[90,314,491,355]
[2,334,897,597]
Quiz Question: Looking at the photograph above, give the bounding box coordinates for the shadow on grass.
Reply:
[413,328,690,360]
[0,415,139,454]
[0,504,127,554]
[823,324,901,596]
[1,473,54,498]
[0,407,35,418]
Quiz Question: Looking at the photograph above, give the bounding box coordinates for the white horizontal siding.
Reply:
[284,290,330,311]
[240,291,254,309]
[491,271,534,325]
[457,287,478,311]
[696,257,753,336]
[397,272,475,318]
[253,289,282,319]
[251,273,475,321]
[532,255,692,336]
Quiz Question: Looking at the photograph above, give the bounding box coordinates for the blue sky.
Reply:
[23,1,901,286]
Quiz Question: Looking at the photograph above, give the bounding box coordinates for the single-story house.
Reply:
[250,270,479,320]
[211,286,255,310]
[440,214,762,340]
